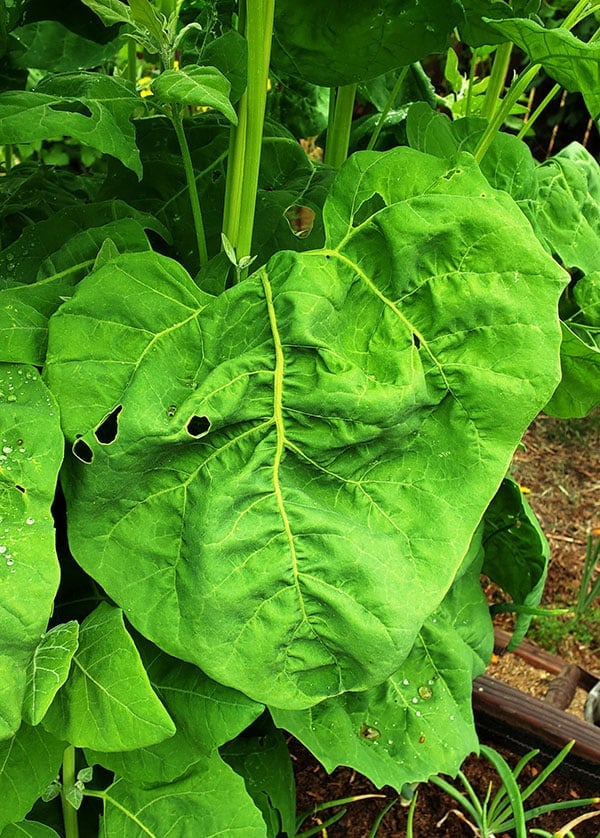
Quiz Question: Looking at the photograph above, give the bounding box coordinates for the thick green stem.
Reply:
[474,63,540,163]
[171,108,209,269]
[234,0,275,268]
[61,746,79,838]
[367,66,409,151]
[127,39,137,85]
[222,89,248,248]
[3,144,12,172]
[480,41,513,122]
[325,84,357,168]
[517,82,561,140]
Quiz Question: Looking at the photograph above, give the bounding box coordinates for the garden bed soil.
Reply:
[294,413,600,836]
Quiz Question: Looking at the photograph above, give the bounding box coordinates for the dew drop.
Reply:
[411,697,418,704]
[415,711,422,717]
[402,678,410,686]
[6,558,13,566]
[360,723,381,740]
[0,545,6,553]
[26,517,35,525]
[2,446,13,454]
[6,395,15,402]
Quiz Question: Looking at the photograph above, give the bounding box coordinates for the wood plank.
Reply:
[494,627,599,692]
[473,675,600,765]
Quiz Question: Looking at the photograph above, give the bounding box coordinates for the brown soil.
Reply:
[294,413,600,837]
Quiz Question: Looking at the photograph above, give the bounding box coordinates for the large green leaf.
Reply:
[0,366,62,740]
[42,603,175,751]
[271,554,492,789]
[0,201,165,365]
[1,823,60,838]
[79,0,132,27]
[45,148,566,710]
[488,18,600,120]
[10,21,121,71]
[458,1,539,47]
[272,0,463,86]
[0,74,143,177]
[152,65,237,124]
[99,752,267,838]
[0,723,65,831]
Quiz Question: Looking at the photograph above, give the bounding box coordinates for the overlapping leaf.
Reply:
[10,21,122,71]
[42,603,175,751]
[0,74,143,177]
[272,0,463,86]
[0,723,65,831]
[22,622,79,726]
[0,200,166,365]
[0,365,62,740]
[152,65,237,124]
[488,18,600,120]
[45,148,565,710]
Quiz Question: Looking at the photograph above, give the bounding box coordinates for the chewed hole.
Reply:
[15,484,25,494]
[284,205,315,238]
[73,438,94,464]
[94,404,122,444]
[413,333,421,349]
[48,101,93,118]
[352,192,386,226]
[186,415,210,438]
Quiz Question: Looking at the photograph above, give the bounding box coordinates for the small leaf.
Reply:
[22,621,80,726]
[41,603,175,751]
[152,65,238,124]
[65,783,84,810]
[79,0,133,27]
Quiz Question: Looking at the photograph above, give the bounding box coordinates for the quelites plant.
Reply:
[0,0,598,834]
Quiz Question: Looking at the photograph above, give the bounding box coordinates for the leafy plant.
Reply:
[0,0,599,835]
[575,530,600,620]
[418,741,600,838]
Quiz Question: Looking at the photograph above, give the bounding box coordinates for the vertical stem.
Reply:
[324,83,357,168]
[235,0,275,266]
[222,89,248,247]
[465,49,478,117]
[480,41,513,122]
[127,39,137,85]
[367,66,409,151]
[474,63,540,163]
[171,108,209,270]
[516,82,560,140]
[61,746,79,838]
[3,144,12,172]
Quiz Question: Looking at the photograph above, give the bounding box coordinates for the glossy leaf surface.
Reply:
[0,366,62,740]
[152,65,237,124]
[22,622,80,726]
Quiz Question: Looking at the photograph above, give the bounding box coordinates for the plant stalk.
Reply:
[234,0,275,269]
[171,107,209,269]
[61,746,79,838]
[367,66,409,151]
[480,40,513,122]
[3,144,12,172]
[325,83,357,168]
[127,39,137,85]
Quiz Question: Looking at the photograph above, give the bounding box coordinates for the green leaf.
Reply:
[1,822,61,837]
[42,603,175,751]
[458,2,538,47]
[487,18,600,120]
[0,74,143,178]
[0,723,65,831]
[10,21,122,71]
[79,0,133,27]
[272,0,463,86]
[221,728,296,838]
[45,149,566,710]
[22,622,80,727]
[128,0,167,45]
[0,366,62,740]
[152,65,237,124]
[0,200,167,365]
[197,31,248,104]
[271,557,492,790]
[87,640,264,784]
[99,752,268,838]
[546,318,600,418]
[482,477,548,648]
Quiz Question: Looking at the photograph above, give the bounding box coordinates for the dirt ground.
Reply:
[294,412,600,837]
